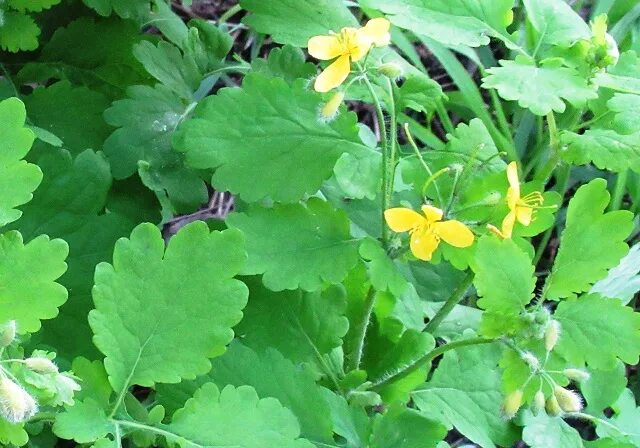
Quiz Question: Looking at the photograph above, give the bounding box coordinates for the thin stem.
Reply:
[535,112,560,184]
[348,287,376,372]
[424,271,475,334]
[218,4,241,24]
[113,420,216,448]
[385,78,398,214]
[569,412,630,437]
[610,169,628,211]
[435,100,455,135]
[371,337,495,390]
[403,123,446,207]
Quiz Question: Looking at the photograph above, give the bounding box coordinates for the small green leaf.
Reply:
[7,0,61,12]
[545,179,634,299]
[0,419,28,447]
[240,0,357,47]
[522,413,583,448]
[561,130,640,173]
[581,361,627,413]
[482,58,597,115]
[591,243,640,304]
[89,222,248,393]
[251,45,316,83]
[227,199,359,291]
[82,0,148,19]
[0,11,40,52]
[53,399,112,443]
[359,238,409,297]
[370,405,447,448]
[522,0,590,47]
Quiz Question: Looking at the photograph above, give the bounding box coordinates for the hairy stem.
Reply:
[535,112,560,184]
[424,271,475,334]
[348,287,377,372]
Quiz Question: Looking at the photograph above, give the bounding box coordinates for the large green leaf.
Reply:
[7,0,61,12]
[554,294,640,369]
[240,0,357,47]
[561,130,640,173]
[0,97,42,227]
[370,405,447,448]
[522,0,590,47]
[482,58,597,115]
[227,199,359,291]
[236,278,348,364]
[174,74,372,203]
[522,413,583,448]
[545,179,634,299]
[361,0,516,48]
[0,231,68,333]
[581,361,627,413]
[412,342,518,448]
[89,222,248,393]
[168,383,314,448]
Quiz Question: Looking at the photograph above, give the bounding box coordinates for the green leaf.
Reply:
[251,45,316,84]
[82,0,148,19]
[89,222,248,393]
[23,81,111,156]
[472,236,535,336]
[322,389,371,448]
[412,342,518,448]
[608,93,640,134]
[7,0,61,12]
[174,74,371,203]
[236,278,348,364]
[0,11,40,52]
[227,199,359,291]
[522,0,590,47]
[397,73,445,115]
[597,389,640,446]
[103,83,207,212]
[168,383,314,448]
[482,58,597,115]
[591,243,640,304]
[370,405,447,448]
[53,399,112,443]
[522,413,583,448]
[0,419,28,447]
[0,231,68,333]
[184,20,233,74]
[0,97,42,227]
[240,0,357,47]
[554,294,640,369]
[359,238,409,297]
[581,361,627,413]
[361,0,516,48]
[561,130,640,173]
[545,179,634,299]
[209,343,334,443]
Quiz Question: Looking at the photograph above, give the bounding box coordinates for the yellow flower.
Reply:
[308,18,391,92]
[489,162,544,239]
[385,205,475,261]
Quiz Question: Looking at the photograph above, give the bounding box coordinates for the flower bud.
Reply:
[544,320,561,352]
[545,395,562,416]
[533,390,546,415]
[521,352,540,371]
[377,62,403,79]
[563,368,590,383]
[0,378,38,423]
[25,357,58,374]
[554,386,583,413]
[320,91,345,121]
[0,321,16,348]
[502,389,523,419]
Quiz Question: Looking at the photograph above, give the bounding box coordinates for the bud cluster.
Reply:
[0,377,37,423]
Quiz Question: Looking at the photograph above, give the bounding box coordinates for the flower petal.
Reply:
[384,207,425,233]
[410,228,439,261]
[307,35,343,60]
[501,210,517,239]
[359,18,391,47]
[421,205,443,223]
[314,54,351,92]
[506,161,520,202]
[435,220,475,247]
[516,205,533,226]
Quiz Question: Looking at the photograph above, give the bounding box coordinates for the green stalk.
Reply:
[218,4,241,24]
[424,271,475,334]
[348,287,377,371]
[535,112,560,184]
[385,78,398,212]
[609,169,628,211]
[371,337,495,390]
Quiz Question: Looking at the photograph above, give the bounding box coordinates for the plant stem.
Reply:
[535,112,560,184]
[424,271,475,334]
[404,123,446,207]
[348,287,377,372]
[435,99,455,135]
[385,78,398,214]
[218,4,241,24]
[114,420,206,448]
[610,169,628,211]
[371,336,495,390]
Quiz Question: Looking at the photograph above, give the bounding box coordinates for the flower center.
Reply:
[518,191,544,209]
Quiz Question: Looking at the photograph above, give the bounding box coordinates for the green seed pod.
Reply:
[544,320,561,352]
[0,321,16,348]
[377,62,403,79]
[563,368,590,382]
[545,395,562,416]
[502,389,523,419]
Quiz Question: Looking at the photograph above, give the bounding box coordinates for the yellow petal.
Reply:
[359,18,391,47]
[435,220,475,247]
[506,162,521,203]
[516,205,533,226]
[307,35,343,60]
[506,186,519,211]
[410,228,440,261]
[501,210,517,239]
[314,54,351,92]
[384,207,425,233]
[421,205,443,223]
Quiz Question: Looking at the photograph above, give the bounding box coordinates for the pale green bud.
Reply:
[544,320,561,352]
[533,390,546,415]
[25,357,58,374]
[545,395,562,416]
[502,389,523,419]
[0,321,16,348]
[320,91,345,121]
[554,386,583,412]
[521,352,540,371]
[563,368,590,382]
[0,378,38,423]
[377,62,404,79]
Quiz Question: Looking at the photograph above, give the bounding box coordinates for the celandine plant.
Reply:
[1,0,640,447]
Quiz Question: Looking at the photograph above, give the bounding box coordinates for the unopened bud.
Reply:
[502,389,523,419]
[545,395,562,416]
[605,33,620,65]
[25,357,58,374]
[563,368,590,382]
[533,390,546,415]
[544,320,561,352]
[0,378,38,423]
[320,91,345,122]
[0,321,16,348]
[554,386,583,412]
[521,352,540,371]
[377,62,403,79]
